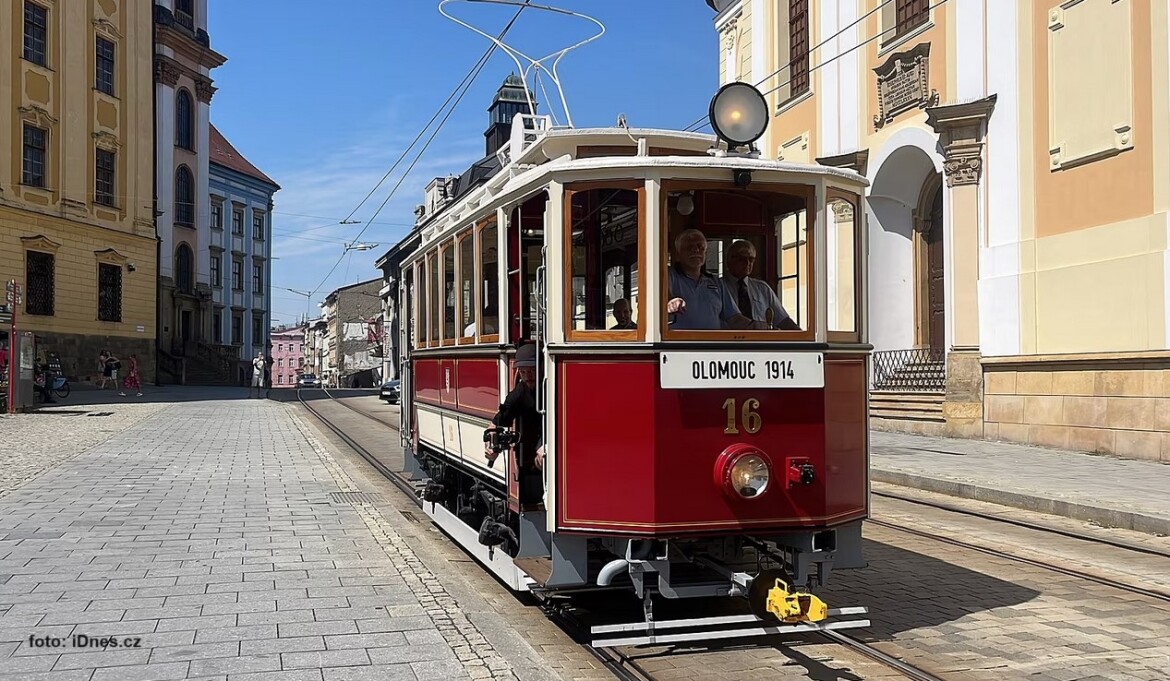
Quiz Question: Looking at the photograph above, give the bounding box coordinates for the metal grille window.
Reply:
[210,254,221,287]
[95,37,115,95]
[176,90,193,150]
[95,149,115,206]
[97,263,122,322]
[175,166,194,227]
[174,0,194,30]
[26,251,54,316]
[175,245,194,294]
[788,0,810,98]
[24,2,47,66]
[895,0,929,38]
[252,212,264,239]
[22,124,46,187]
[232,259,243,290]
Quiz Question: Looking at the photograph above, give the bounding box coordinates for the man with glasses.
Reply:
[722,239,800,331]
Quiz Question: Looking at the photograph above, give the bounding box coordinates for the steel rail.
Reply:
[820,630,949,681]
[295,388,419,506]
[320,387,402,432]
[870,518,1170,604]
[873,489,1170,560]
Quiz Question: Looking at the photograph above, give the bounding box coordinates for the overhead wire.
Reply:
[309,0,531,297]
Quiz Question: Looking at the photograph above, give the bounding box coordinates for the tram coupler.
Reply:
[765,578,828,623]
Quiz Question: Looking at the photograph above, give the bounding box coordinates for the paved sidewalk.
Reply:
[0,394,551,681]
[871,430,1170,535]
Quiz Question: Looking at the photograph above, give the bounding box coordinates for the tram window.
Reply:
[428,251,440,345]
[459,233,474,338]
[443,243,456,342]
[828,194,859,337]
[479,220,499,337]
[416,260,427,347]
[568,188,640,332]
[777,209,808,330]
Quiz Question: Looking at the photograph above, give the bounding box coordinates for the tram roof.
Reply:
[403,124,868,257]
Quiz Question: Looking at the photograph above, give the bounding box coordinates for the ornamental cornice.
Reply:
[18,104,58,128]
[926,94,997,187]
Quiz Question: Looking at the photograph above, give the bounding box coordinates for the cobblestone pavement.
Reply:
[0,396,555,681]
[0,403,169,498]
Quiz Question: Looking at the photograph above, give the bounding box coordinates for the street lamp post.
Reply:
[283,288,313,325]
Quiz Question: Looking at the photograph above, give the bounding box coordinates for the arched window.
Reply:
[176,90,193,150]
[175,166,194,227]
[175,244,194,294]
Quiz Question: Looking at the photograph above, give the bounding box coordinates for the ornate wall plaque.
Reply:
[873,43,938,130]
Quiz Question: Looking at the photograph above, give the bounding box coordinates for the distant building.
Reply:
[270,325,305,387]
[208,124,279,383]
[319,279,382,388]
[0,0,157,381]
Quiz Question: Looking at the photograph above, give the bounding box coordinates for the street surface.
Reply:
[0,390,1168,680]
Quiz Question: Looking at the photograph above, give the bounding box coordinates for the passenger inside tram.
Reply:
[666,228,765,330]
[722,239,800,330]
[610,298,635,329]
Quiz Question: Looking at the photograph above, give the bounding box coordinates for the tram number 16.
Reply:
[722,398,762,435]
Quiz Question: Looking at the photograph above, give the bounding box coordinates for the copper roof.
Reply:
[209,124,280,189]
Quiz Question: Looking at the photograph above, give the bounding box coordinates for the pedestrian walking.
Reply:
[123,354,143,396]
[104,351,123,396]
[97,351,109,389]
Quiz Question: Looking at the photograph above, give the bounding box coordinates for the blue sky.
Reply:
[208,0,719,326]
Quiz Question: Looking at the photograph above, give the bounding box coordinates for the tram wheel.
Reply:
[747,568,788,620]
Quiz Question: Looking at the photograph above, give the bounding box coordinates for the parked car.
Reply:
[297,374,321,388]
[380,379,400,403]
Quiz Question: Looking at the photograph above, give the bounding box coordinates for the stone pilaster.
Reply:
[926,95,996,439]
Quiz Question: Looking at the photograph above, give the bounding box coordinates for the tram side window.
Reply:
[428,252,440,345]
[405,266,415,349]
[777,209,808,330]
[443,243,456,341]
[416,261,427,347]
[459,233,474,338]
[568,188,640,332]
[827,195,858,335]
[479,221,499,337]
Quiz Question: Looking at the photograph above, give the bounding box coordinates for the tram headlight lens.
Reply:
[709,82,769,147]
[730,454,770,498]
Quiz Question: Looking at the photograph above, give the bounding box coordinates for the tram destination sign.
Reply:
[659,352,824,389]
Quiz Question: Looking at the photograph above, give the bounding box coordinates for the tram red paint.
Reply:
[439,359,457,407]
[455,358,500,417]
[556,356,866,535]
[415,359,441,404]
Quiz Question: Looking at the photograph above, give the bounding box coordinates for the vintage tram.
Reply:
[397,82,871,645]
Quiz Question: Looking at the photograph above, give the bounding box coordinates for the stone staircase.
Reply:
[869,349,947,435]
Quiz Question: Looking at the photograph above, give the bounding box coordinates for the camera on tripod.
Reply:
[483,427,520,468]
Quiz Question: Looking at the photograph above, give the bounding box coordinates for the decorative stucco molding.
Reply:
[94,248,129,265]
[154,57,182,87]
[926,95,997,187]
[18,104,58,128]
[93,17,122,40]
[92,131,121,152]
[194,76,216,104]
[873,43,938,130]
[20,234,62,253]
[816,149,869,176]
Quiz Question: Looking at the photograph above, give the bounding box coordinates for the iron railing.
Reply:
[871,348,946,392]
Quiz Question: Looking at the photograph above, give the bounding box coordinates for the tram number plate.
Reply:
[659,352,824,389]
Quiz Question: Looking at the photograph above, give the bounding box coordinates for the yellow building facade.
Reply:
[709,0,1170,462]
[1,0,157,381]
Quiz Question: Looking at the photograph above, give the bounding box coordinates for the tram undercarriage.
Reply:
[407,441,869,645]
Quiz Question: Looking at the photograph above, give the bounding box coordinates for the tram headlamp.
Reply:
[714,445,773,500]
[709,82,769,148]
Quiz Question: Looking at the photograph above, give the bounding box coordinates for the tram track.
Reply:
[298,389,962,680]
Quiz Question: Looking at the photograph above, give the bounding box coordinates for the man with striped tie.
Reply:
[721,239,800,331]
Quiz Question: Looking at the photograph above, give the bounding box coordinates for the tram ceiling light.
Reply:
[709,82,769,149]
[677,192,695,216]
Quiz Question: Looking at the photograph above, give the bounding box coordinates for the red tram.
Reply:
[397,83,871,645]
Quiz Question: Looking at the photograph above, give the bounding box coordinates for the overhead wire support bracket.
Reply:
[438,0,606,128]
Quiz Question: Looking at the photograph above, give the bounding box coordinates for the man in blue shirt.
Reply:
[666,229,766,330]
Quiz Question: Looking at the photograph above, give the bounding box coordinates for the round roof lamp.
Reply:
[708,82,769,148]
